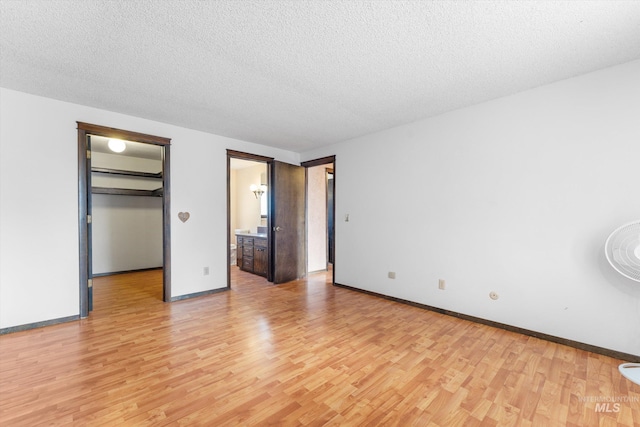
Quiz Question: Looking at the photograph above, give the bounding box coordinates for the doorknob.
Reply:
[274,226,282,232]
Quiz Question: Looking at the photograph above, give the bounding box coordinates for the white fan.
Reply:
[605,220,640,283]
[605,220,640,386]
[619,363,640,386]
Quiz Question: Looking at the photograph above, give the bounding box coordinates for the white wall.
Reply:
[234,164,267,234]
[301,60,640,356]
[229,168,238,245]
[92,194,163,274]
[0,87,298,329]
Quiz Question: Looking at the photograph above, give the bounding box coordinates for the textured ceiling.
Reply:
[1,1,640,153]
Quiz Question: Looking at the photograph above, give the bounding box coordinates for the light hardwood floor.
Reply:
[1,268,638,426]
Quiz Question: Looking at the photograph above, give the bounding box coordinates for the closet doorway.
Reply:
[77,122,171,317]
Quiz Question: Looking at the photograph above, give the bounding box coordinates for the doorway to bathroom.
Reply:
[228,153,270,288]
[227,150,307,287]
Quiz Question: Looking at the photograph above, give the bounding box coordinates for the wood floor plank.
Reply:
[1,267,638,426]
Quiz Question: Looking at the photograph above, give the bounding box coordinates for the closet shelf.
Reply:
[92,187,163,197]
[91,167,162,179]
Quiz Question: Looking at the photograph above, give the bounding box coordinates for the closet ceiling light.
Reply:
[107,138,126,153]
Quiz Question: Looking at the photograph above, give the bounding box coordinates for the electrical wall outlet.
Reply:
[203,267,209,275]
[388,271,396,279]
[438,279,446,290]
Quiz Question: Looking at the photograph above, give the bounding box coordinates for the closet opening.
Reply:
[77,122,171,317]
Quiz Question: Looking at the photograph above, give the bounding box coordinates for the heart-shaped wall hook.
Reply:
[178,212,190,223]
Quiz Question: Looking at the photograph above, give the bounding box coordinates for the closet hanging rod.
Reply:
[91,187,163,197]
[91,167,162,179]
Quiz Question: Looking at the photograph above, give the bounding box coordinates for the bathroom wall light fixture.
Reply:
[250,184,267,199]
[107,138,126,153]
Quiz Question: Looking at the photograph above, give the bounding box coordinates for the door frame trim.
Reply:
[301,155,336,285]
[325,167,334,268]
[227,150,274,287]
[77,122,172,317]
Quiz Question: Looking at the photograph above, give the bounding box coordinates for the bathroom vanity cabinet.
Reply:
[236,233,268,277]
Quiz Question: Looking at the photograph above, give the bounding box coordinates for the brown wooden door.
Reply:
[270,161,305,284]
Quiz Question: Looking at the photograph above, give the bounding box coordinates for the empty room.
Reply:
[1,1,639,425]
